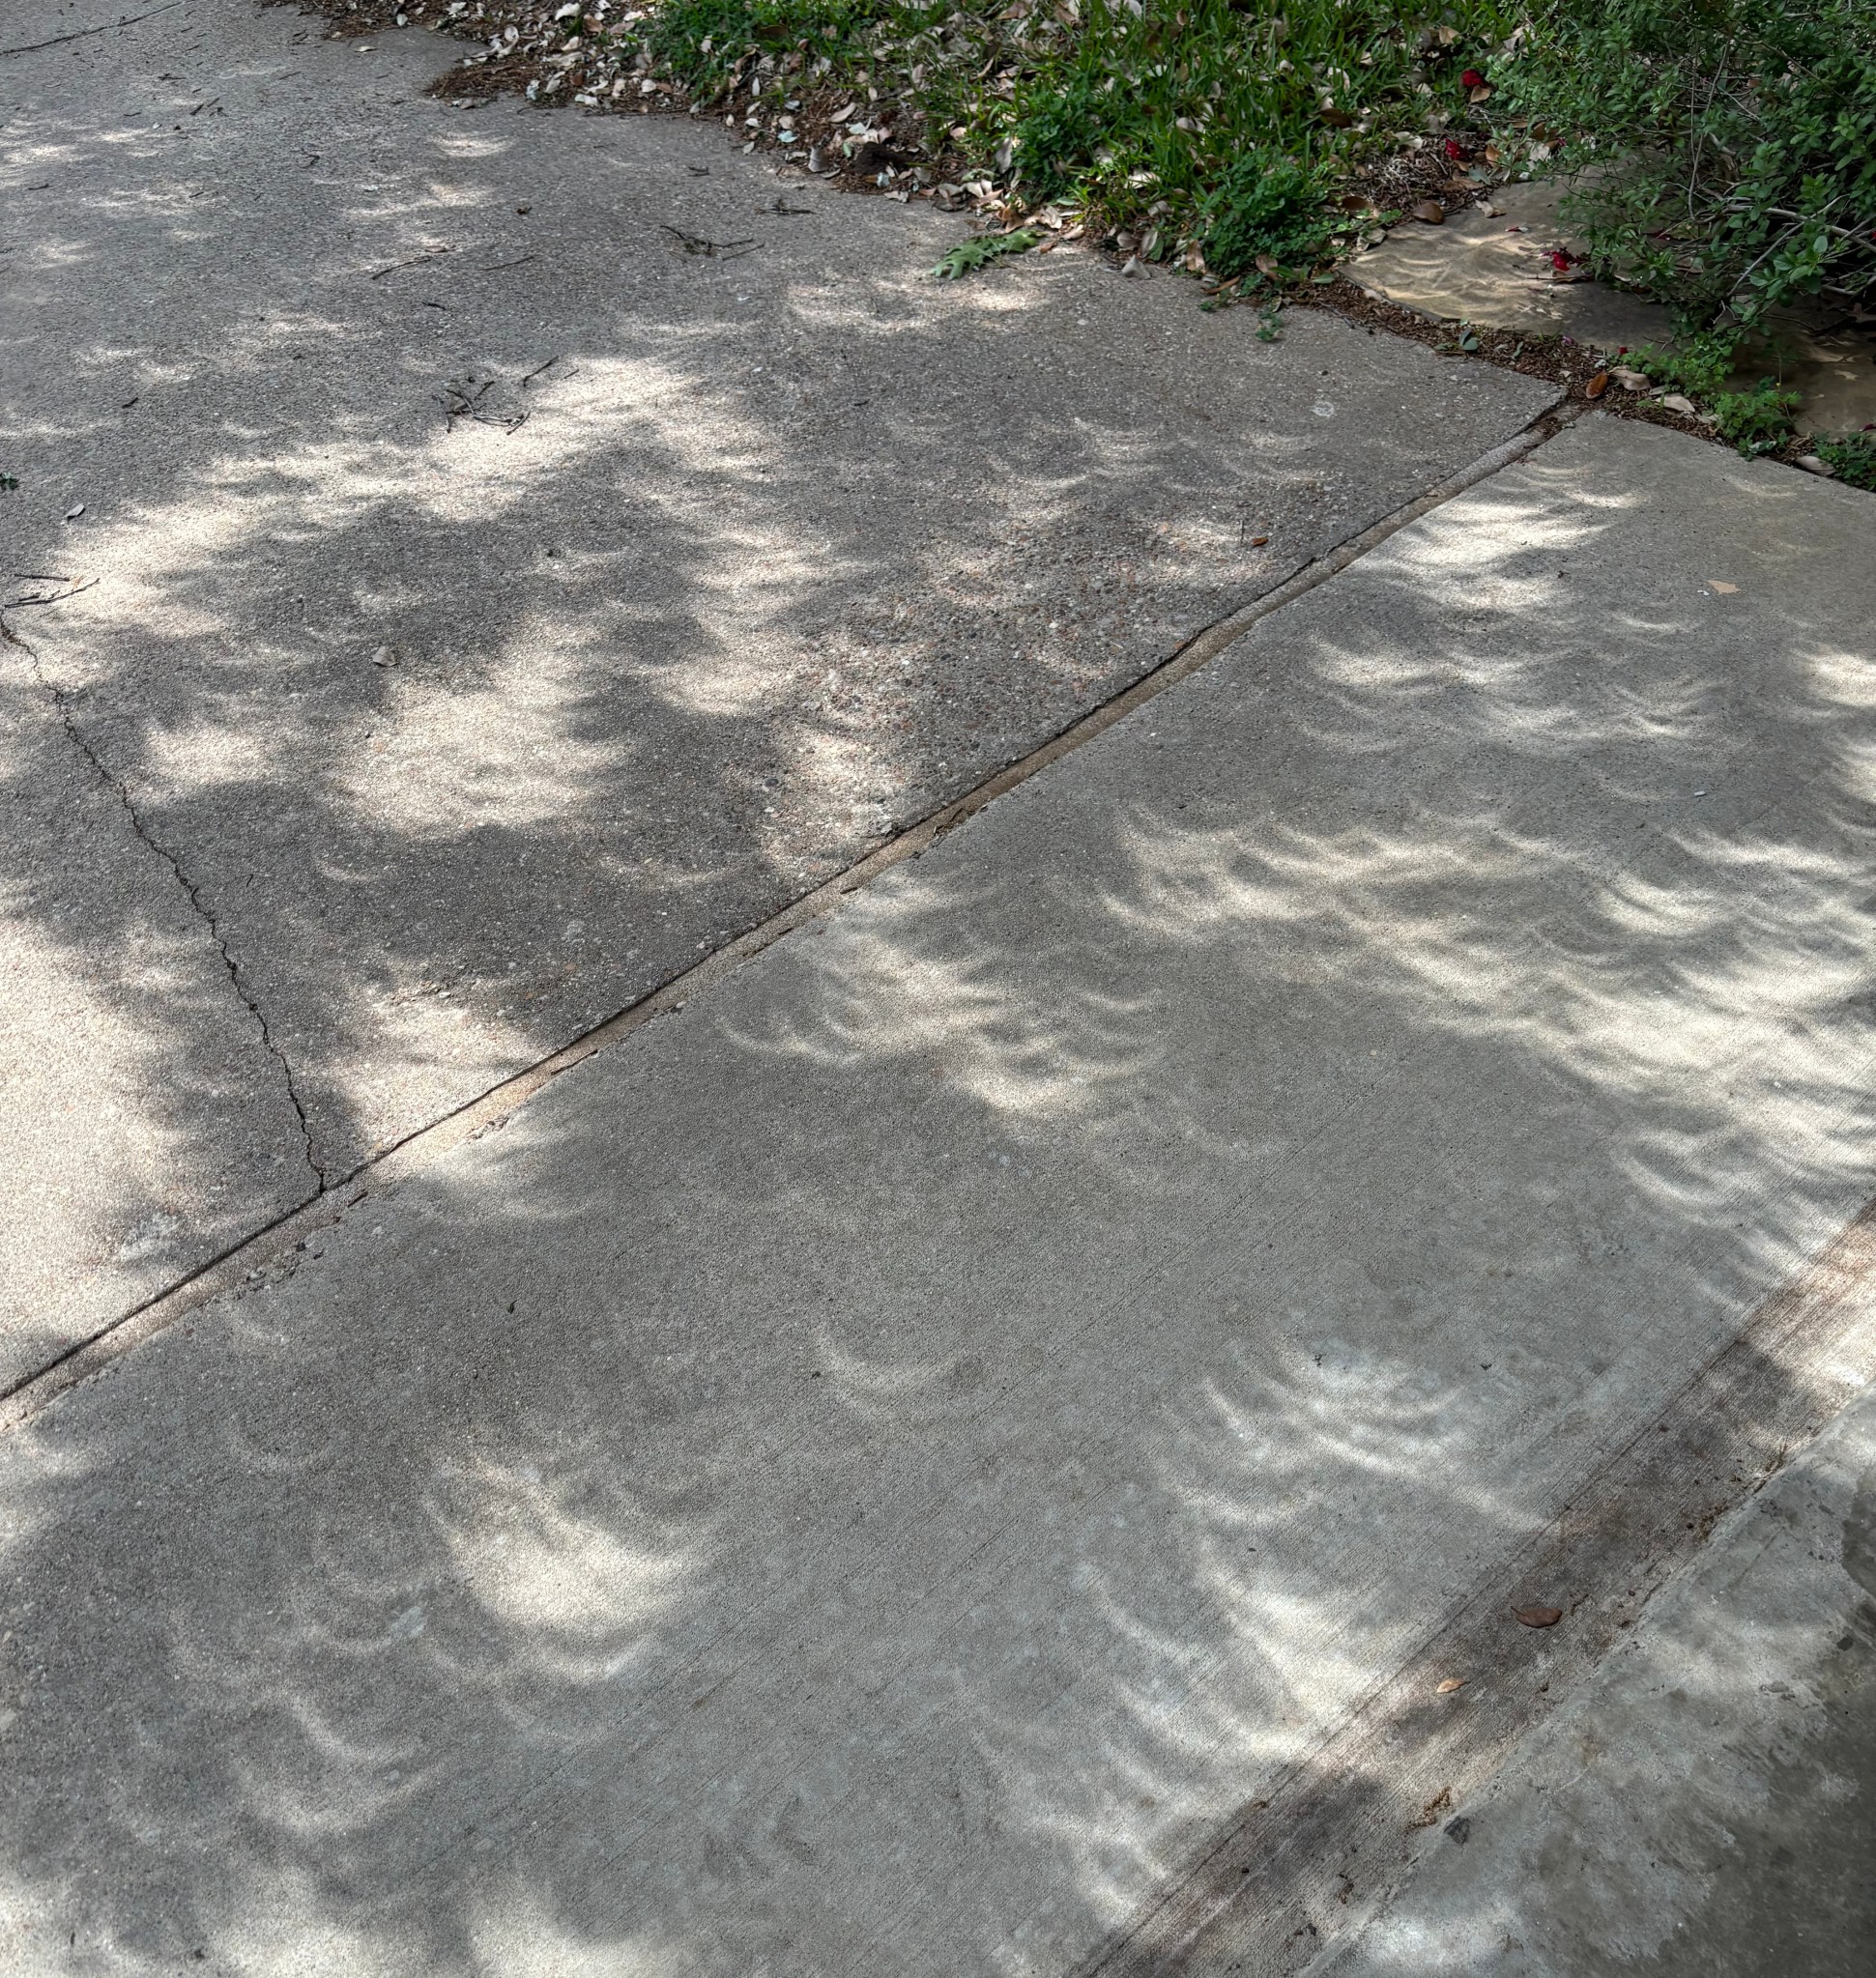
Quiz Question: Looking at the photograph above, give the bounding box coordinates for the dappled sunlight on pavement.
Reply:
[0,0,1555,1370]
[0,414,1870,1974]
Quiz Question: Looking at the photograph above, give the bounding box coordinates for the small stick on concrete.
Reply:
[370,249,449,280]
[660,225,758,260]
[0,2,181,57]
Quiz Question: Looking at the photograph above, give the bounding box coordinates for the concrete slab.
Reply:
[0,634,310,1392]
[1348,180,1673,352]
[0,416,1871,1975]
[1349,178,1876,439]
[1313,1377,1876,1978]
[0,0,1558,1371]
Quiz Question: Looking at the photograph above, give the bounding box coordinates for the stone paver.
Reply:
[1350,177,1876,439]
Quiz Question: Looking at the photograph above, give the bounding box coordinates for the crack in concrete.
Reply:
[3,613,328,1190]
[0,403,1581,1423]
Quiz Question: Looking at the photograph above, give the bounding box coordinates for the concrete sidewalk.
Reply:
[1314,1379,1876,1978]
[0,0,1554,1385]
[1,415,1871,1976]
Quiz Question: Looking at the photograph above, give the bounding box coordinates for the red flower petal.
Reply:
[1461,69,1486,87]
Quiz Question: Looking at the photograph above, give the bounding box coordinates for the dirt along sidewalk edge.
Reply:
[0,397,1574,1435]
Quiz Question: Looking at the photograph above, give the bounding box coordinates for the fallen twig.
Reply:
[1,2,180,57]
[370,248,450,280]
[660,225,757,260]
[7,575,98,607]
[437,378,492,416]
[436,378,527,432]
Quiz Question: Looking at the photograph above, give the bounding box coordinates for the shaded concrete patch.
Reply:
[1313,1382,1876,1978]
[1107,1194,1876,1978]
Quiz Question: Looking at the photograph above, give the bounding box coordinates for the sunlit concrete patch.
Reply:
[1347,178,1673,350]
[0,417,1870,1974]
[1349,177,1876,439]
[470,1889,685,1978]
[435,1453,696,1656]
[1,0,1556,1354]
[0,646,307,1389]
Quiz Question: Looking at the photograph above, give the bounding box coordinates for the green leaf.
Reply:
[931,229,1040,279]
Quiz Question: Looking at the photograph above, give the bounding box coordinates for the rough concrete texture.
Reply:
[1313,1377,1876,1978]
[0,417,1871,1976]
[0,638,311,1394]
[0,0,1557,1370]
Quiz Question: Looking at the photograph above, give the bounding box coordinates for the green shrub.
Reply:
[1499,0,1876,330]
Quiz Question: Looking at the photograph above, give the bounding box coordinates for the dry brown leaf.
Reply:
[1707,580,1740,594]
[1410,199,1445,225]
[1514,1604,1564,1628]
[1249,534,1270,547]
[1436,1677,1466,1693]
[1584,371,1610,400]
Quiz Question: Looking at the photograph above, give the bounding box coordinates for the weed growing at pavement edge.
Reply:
[309,0,1876,466]
[1816,431,1876,489]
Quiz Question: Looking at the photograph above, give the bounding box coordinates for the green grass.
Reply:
[641,0,1519,274]
[624,0,1876,340]
[1629,332,1746,402]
